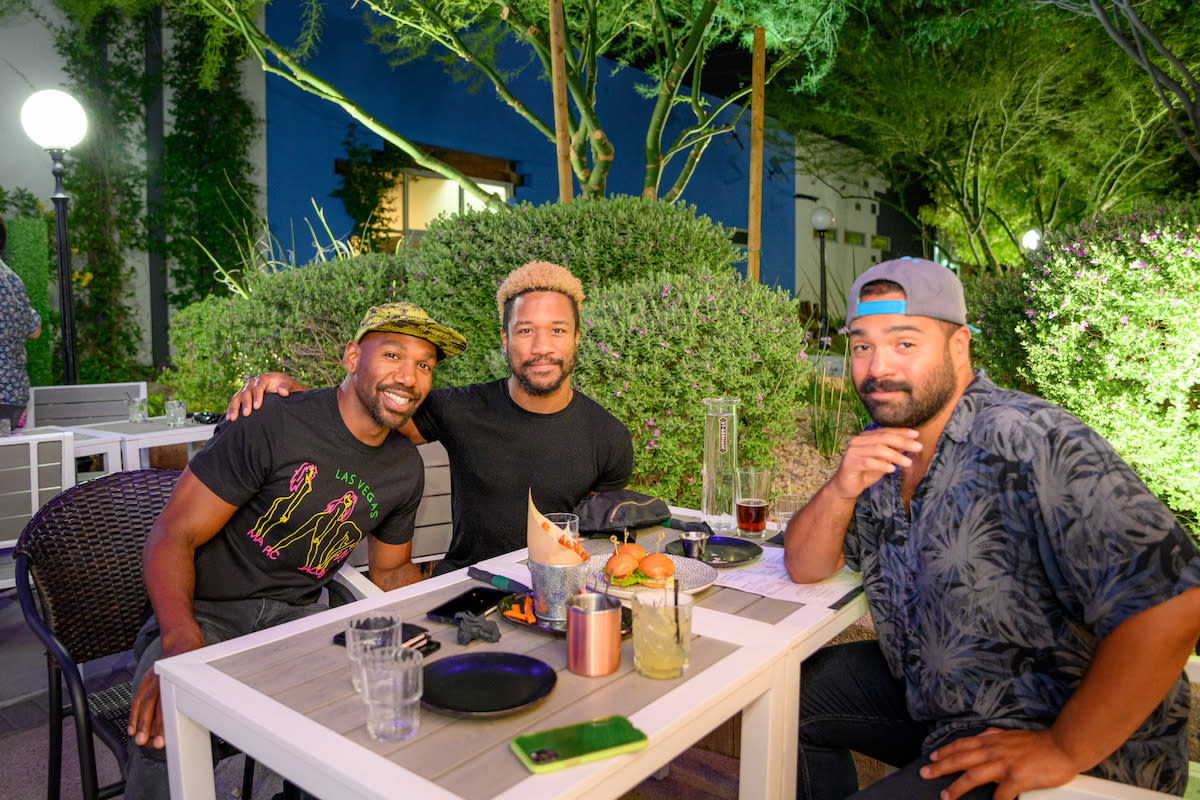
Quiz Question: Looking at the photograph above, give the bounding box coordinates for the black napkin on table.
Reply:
[454,611,501,645]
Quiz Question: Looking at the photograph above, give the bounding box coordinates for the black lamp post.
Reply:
[21,89,88,384]
[810,206,834,341]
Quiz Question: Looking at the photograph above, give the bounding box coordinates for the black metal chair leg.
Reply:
[69,685,100,800]
[242,755,256,798]
[46,661,63,800]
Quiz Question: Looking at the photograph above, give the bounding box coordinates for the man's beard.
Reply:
[509,351,575,397]
[856,348,957,429]
[363,383,421,430]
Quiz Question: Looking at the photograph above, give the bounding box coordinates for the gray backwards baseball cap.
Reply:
[846,257,974,329]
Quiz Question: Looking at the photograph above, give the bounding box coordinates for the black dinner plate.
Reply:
[498,593,633,637]
[422,652,556,718]
[665,535,763,567]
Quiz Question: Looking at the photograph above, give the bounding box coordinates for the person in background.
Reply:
[228,261,634,573]
[784,257,1200,799]
[125,302,466,800]
[0,213,42,429]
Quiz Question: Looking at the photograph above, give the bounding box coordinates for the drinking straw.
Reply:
[673,576,681,644]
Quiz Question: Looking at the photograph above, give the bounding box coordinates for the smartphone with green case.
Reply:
[511,715,648,773]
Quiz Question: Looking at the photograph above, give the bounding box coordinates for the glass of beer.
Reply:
[735,467,771,538]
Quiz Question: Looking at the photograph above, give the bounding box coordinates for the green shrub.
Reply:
[961,265,1035,393]
[574,268,815,508]
[6,216,53,387]
[404,196,741,387]
[1022,204,1200,532]
[164,253,408,410]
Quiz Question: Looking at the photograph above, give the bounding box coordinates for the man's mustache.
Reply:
[521,358,564,369]
[858,378,912,395]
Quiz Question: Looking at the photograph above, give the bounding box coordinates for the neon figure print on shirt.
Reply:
[245,463,367,578]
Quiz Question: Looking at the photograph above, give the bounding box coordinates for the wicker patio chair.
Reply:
[13,469,255,800]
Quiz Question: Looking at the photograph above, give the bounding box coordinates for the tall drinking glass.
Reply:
[165,399,187,428]
[632,589,693,679]
[735,467,771,538]
[701,397,739,534]
[344,614,401,693]
[360,646,423,742]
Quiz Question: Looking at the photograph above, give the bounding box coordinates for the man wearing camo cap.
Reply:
[126,302,465,800]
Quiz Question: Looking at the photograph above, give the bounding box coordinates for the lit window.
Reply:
[378,172,512,246]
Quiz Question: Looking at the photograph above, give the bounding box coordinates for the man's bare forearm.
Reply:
[142,528,204,653]
[785,427,921,584]
[783,481,854,583]
[370,561,423,591]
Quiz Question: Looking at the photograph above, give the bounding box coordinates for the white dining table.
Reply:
[156,564,836,800]
[75,417,216,470]
[479,515,870,800]
[26,424,124,476]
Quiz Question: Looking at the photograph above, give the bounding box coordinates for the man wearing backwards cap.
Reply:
[784,257,1200,800]
[228,261,634,572]
[124,302,466,800]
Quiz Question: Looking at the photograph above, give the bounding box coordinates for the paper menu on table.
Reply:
[714,547,861,607]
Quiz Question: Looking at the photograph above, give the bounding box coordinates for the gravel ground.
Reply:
[769,406,848,501]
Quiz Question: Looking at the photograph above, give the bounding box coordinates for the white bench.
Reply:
[1021,656,1200,799]
[341,441,452,585]
[0,430,75,589]
[26,381,148,427]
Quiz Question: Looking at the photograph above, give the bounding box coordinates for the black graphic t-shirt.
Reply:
[189,388,423,605]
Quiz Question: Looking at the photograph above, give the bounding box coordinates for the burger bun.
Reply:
[636,553,675,588]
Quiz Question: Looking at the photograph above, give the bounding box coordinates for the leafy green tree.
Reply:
[1030,0,1200,167]
[185,0,848,203]
[779,5,1186,272]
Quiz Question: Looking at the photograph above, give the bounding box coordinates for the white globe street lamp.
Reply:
[1022,229,1042,251]
[21,90,88,384]
[810,207,834,340]
[20,90,88,150]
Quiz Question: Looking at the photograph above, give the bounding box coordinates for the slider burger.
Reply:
[604,550,675,588]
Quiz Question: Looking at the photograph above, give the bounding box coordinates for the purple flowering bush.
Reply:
[1022,204,1200,531]
[164,253,408,410]
[574,268,815,508]
[961,267,1035,393]
[402,196,739,387]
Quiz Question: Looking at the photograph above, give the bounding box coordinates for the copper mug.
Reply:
[566,593,622,676]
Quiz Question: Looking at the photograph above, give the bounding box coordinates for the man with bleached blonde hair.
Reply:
[229,262,633,573]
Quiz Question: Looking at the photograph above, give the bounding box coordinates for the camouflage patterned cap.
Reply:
[353,302,467,360]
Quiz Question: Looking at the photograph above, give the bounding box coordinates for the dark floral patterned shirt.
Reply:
[846,371,1200,795]
[0,259,40,407]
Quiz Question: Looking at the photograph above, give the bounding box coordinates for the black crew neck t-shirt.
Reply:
[414,379,632,571]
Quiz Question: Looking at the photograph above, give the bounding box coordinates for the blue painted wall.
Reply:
[264,1,796,290]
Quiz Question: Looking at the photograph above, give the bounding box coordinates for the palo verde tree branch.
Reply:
[199,0,507,211]
[642,0,719,199]
[362,0,557,143]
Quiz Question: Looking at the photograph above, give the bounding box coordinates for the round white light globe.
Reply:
[21,90,88,150]
[810,206,834,231]
[1022,229,1041,250]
